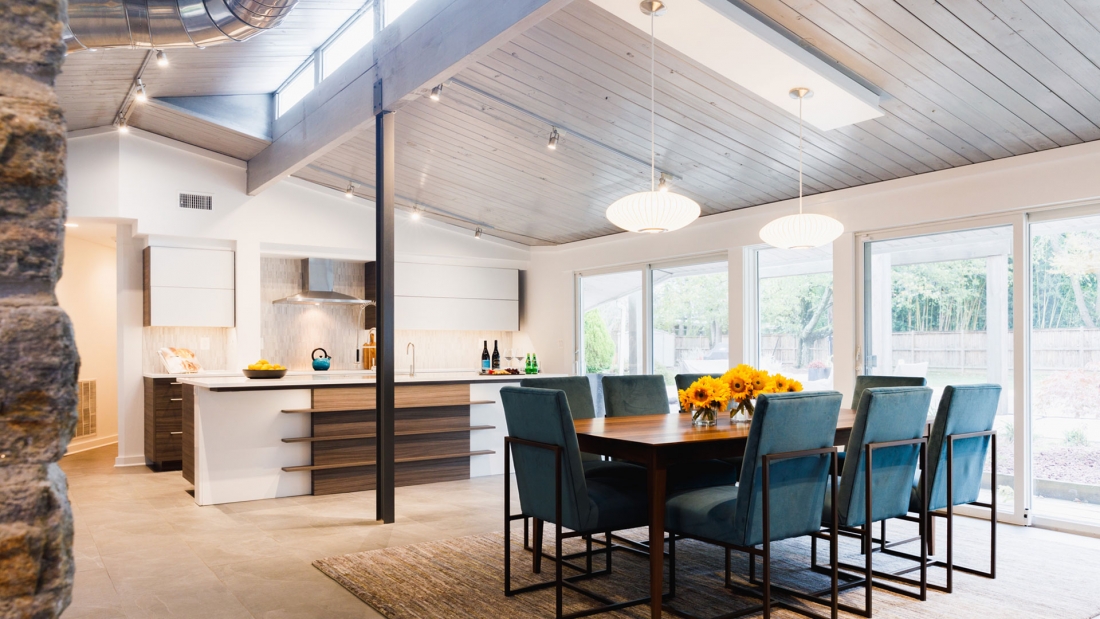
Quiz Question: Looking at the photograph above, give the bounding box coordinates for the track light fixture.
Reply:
[116,114,129,133]
[135,79,147,103]
[156,50,168,67]
[345,182,355,198]
[658,173,670,192]
[410,207,421,221]
[430,84,443,101]
[474,227,483,239]
[547,127,559,150]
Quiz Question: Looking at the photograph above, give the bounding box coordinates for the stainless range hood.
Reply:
[273,258,375,306]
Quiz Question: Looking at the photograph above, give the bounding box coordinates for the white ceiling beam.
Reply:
[246,0,573,196]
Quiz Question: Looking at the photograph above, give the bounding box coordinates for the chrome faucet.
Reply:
[407,342,415,376]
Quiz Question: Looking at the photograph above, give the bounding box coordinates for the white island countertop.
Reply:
[176,371,562,391]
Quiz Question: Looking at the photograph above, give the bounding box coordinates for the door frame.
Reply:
[854,213,1030,526]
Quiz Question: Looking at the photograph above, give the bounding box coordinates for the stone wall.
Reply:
[0,0,80,615]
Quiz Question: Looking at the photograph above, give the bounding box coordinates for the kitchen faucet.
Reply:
[407,342,415,376]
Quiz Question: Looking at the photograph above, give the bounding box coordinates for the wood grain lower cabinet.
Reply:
[144,377,184,469]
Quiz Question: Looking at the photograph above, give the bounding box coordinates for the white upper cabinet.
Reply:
[145,247,235,327]
[392,263,519,331]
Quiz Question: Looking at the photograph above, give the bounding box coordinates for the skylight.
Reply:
[277,61,315,118]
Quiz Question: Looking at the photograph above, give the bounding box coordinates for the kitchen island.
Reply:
[176,371,557,506]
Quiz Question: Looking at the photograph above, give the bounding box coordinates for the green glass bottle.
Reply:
[524,353,533,374]
[531,353,539,374]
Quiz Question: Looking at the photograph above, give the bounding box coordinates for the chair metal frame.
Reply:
[808,437,928,617]
[665,447,841,619]
[871,430,997,594]
[504,436,657,619]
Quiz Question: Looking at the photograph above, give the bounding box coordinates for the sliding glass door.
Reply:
[577,270,644,376]
[863,225,1018,518]
[1029,214,1100,531]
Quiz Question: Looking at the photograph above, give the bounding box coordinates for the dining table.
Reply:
[573,409,859,619]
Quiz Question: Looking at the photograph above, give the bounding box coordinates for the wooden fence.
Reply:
[761,328,1100,371]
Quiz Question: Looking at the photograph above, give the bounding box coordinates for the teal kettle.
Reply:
[311,348,331,371]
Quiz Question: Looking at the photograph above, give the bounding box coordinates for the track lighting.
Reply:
[135,79,147,103]
[345,182,355,198]
[547,127,559,150]
[474,227,483,239]
[117,114,129,133]
[156,50,168,67]
[410,207,421,221]
[658,173,670,192]
[430,84,442,101]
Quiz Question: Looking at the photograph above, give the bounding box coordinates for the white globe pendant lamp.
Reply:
[606,1,700,234]
[759,88,844,250]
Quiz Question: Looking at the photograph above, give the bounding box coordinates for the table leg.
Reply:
[648,459,666,619]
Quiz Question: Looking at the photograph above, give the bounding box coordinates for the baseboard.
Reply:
[114,454,148,467]
[65,434,118,455]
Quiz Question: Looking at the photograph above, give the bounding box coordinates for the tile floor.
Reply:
[62,446,518,618]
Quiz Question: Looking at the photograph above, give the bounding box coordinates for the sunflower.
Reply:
[719,369,750,401]
[770,374,790,392]
[785,379,803,393]
[678,389,691,412]
[685,376,731,409]
[750,370,771,394]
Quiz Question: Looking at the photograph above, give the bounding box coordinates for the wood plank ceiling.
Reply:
[295,0,1100,244]
[56,0,362,131]
[57,0,1100,245]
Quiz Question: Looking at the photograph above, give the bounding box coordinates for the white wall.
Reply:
[526,139,1100,403]
[67,129,532,466]
[57,233,119,452]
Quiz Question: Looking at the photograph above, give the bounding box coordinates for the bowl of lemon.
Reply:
[243,360,287,379]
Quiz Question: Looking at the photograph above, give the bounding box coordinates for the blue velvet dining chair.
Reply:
[850,375,927,409]
[810,386,932,617]
[602,374,740,492]
[663,391,843,619]
[501,386,653,619]
[675,373,744,476]
[884,384,1001,594]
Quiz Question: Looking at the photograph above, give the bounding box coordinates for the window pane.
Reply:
[653,261,728,390]
[384,0,418,26]
[866,226,1014,509]
[1030,216,1100,526]
[580,271,643,377]
[323,10,374,79]
[757,245,834,390]
[277,62,314,118]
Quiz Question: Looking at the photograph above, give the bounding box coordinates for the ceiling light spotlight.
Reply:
[344,182,355,198]
[156,50,168,67]
[430,84,443,101]
[658,173,670,192]
[135,79,147,102]
[64,222,79,228]
[410,207,421,221]
[117,115,129,133]
[474,227,483,239]
[547,127,560,150]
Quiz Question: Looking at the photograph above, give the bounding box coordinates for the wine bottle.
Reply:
[491,340,500,370]
[481,341,491,373]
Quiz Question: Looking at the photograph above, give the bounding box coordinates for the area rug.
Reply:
[314,518,1100,618]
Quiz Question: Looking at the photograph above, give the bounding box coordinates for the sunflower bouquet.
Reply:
[720,364,802,420]
[678,375,732,427]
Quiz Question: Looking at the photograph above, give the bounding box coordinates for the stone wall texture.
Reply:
[0,0,80,615]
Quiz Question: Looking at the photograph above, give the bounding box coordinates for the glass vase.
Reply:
[731,399,755,422]
[692,405,719,427]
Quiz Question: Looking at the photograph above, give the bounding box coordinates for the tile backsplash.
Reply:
[260,258,522,372]
[261,257,366,371]
[143,326,235,373]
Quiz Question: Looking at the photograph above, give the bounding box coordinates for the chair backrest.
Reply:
[733,391,843,547]
[838,386,933,527]
[500,387,596,532]
[674,373,714,393]
[926,384,1002,511]
[521,376,597,419]
[521,376,601,462]
[602,374,669,417]
[851,375,927,409]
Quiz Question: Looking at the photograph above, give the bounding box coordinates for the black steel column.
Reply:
[374,108,396,523]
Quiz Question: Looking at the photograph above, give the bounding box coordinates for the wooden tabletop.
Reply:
[573,409,858,446]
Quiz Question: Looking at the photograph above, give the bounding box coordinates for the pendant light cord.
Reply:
[650,11,656,192]
[798,92,804,215]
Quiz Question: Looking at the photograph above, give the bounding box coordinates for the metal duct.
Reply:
[63,0,298,53]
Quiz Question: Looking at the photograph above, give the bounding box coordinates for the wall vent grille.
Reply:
[76,380,97,438]
[179,193,213,211]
